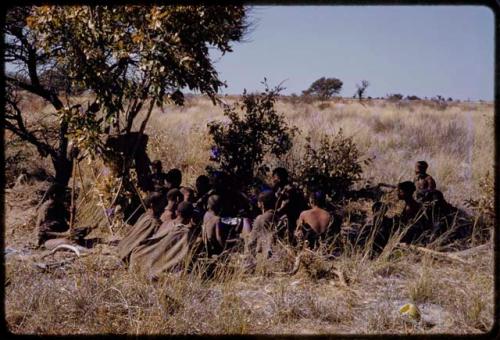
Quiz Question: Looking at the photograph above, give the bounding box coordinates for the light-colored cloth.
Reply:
[245,210,276,256]
[117,211,160,261]
[129,222,199,278]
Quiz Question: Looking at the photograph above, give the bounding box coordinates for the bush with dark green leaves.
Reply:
[208,85,297,185]
[294,129,366,199]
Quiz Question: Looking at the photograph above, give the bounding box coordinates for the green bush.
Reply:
[294,129,365,199]
[207,84,297,185]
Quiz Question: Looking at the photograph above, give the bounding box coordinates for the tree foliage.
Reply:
[302,77,343,100]
[28,5,247,153]
[208,84,297,185]
[4,5,248,186]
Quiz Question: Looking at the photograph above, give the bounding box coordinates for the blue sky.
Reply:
[211,6,494,101]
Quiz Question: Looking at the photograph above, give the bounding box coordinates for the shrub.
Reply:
[207,84,297,185]
[386,93,403,101]
[294,129,366,199]
[406,95,420,101]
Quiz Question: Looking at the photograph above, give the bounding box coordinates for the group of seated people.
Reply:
[36,159,463,279]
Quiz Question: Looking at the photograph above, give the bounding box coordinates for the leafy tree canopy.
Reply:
[302,77,343,100]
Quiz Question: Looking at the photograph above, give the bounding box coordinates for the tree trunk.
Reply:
[52,153,73,187]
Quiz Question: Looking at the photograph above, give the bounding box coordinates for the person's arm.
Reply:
[214,222,225,248]
[295,212,306,239]
[427,176,436,190]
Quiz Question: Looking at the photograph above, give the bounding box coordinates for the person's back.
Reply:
[117,192,166,262]
[299,207,331,235]
[296,191,333,248]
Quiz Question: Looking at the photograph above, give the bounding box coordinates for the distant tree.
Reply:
[406,95,420,101]
[386,93,403,101]
[355,80,369,100]
[447,97,453,102]
[302,77,343,100]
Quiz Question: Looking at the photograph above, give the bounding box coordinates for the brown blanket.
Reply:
[129,222,199,278]
[117,211,160,262]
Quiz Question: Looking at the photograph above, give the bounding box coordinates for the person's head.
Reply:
[415,161,428,175]
[397,181,416,200]
[309,190,326,208]
[258,190,276,211]
[207,194,223,215]
[180,186,195,203]
[272,167,288,188]
[195,175,210,196]
[210,171,228,192]
[166,168,182,189]
[145,191,167,216]
[176,201,194,221]
[151,160,162,173]
[167,188,184,205]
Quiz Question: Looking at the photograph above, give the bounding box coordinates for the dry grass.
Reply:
[5,95,494,335]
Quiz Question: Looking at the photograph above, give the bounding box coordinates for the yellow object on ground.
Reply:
[399,303,421,321]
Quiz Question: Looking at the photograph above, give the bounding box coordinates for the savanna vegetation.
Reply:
[4,4,495,337]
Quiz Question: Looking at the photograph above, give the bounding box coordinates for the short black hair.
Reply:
[145,191,165,209]
[398,181,416,195]
[166,168,182,188]
[416,161,428,170]
[207,194,223,215]
[167,188,183,202]
[195,175,210,193]
[181,186,195,202]
[176,201,194,219]
[258,190,276,210]
[152,160,162,168]
[309,190,326,207]
[272,167,288,182]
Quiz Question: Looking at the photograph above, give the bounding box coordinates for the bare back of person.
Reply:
[299,207,331,235]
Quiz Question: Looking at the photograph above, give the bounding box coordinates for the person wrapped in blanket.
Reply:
[201,172,251,257]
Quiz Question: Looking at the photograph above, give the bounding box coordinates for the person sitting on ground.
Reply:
[202,195,224,257]
[129,202,201,279]
[272,167,307,243]
[369,201,394,253]
[160,188,184,223]
[36,183,70,247]
[117,191,167,262]
[395,181,429,244]
[166,168,182,190]
[147,160,168,192]
[425,190,458,242]
[202,194,250,257]
[245,190,277,258]
[194,175,211,208]
[181,186,196,203]
[413,161,437,202]
[295,190,336,249]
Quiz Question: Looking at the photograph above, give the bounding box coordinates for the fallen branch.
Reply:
[397,243,472,265]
